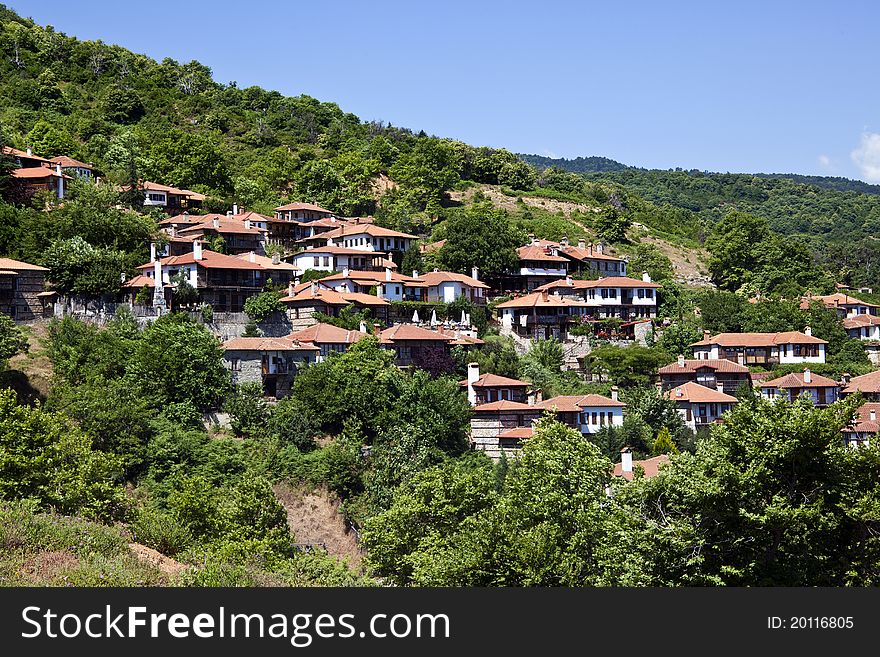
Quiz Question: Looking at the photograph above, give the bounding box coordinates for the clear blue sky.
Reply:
[11,0,880,181]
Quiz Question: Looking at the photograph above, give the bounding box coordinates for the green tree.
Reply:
[243,290,284,323]
[438,202,523,279]
[399,245,425,277]
[595,207,632,243]
[0,314,28,368]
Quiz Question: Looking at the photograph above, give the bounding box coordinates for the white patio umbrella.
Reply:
[460,309,468,325]
[430,309,439,326]
[412,308,420,323]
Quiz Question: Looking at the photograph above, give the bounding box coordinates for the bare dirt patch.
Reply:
[128,542,189,577]
[273,482,363,571]
[4,320,54,402]
[639,233,713,286]
[19,550,79,582]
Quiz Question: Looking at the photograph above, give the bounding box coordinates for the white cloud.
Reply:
[818,154,831,168]
[851,133,880,182]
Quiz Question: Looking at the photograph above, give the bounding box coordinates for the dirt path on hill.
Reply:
[128,543,189,578]
[273,482,364,571]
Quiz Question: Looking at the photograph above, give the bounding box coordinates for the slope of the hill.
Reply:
[517,153,628,173]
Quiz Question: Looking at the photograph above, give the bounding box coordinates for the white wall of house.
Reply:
[777,343,826,364]
[144,191,167,207]
[677,402,734,431]
[292,252,335,272]
[377,282,407,301]
[849,325,880,341]
[339,234,414,253]
[761,386,838,405]
[519,265,567,277]
[577,407,624,434]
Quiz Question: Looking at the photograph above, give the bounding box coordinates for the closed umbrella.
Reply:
[430,309,439,326]
[412,309,420,323]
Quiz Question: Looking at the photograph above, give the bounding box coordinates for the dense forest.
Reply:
[517,153,628,174]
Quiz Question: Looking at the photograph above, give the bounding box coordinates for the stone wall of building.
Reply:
[471,411,541,461]
[4,271,48,320]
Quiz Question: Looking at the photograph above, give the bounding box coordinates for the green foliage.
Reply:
[438,202,523,279]
[43,236,129,295]
[451,334,520,379]
[595,207,631,243]
[399,244,425,277]
[0,313,28,367]
[626,243,674,282]
[0,389,126,521]
[129,314,230,410]
[586,344,671,387]
[268,396,321,452]
[657,319,702,356]
[243,289,284,323]
[225,382,270,436]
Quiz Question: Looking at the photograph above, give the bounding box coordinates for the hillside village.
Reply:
[3,5,880,588]
[5,143,880,467]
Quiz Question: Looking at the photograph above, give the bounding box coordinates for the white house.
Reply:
[535,273,660,320]
[759,369,839,407]
[690,329,827,365]
[321,224,418,255]
[535,392,625,435]
[800,292,879,318]
[415,268,490,304]
[289,247,394,273]
[667,381,737,431]
[319,268,426,302]
[843,314,880,341]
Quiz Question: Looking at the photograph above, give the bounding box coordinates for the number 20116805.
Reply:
[768,617,854,629]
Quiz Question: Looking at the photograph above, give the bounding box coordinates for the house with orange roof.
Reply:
[288,246,394,274]
[460,362,531,405]
[49,155,93,181]
[2,145,53,169]
[287,322,369,360]
[222,336,319,398]
[377,323,455,367]
[279,281,390,330]
[130,240,265,311]
[613,448,670,481]
[689,328,827,365]
[659,355,752,394]
[667,381,738,431]
[556,237,628,277]
[177,215,268,255]
[318,268,427,302]
[842,402,880,447]
[507,240,570,291]
[535,272,660,320]
[840,370,880,401]
[315,223,419,255]
[800,292,879,318]
[535,389,625,435]
[470,399,544,460]
[495,289,591,340]
[11,164,70,199]
[415,268,489,304]
[843,313,880,346]
[0,257,50,320]
[139,181,203,211]
[234,252,300,286]
[759,369,839,406]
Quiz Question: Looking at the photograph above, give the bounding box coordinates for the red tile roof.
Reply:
[560,245,625,263]
[613,454,670,481]
[222,337,319,352]
[690,331,827,347]
[178,218,266,235]
[11,166,70,179]
[137,250,265,271]
[419,239,446,253]
[845,402,880,434]
[843,314,880,329]
[1,146,53,164]
[458,373,531,388]
[280,286,390,307]
[800,293,879,310]
[0,257,49,272]
[50,155,92,169]
[517,245,569,263]
[287,323,367,345]
[495,292,590,309]
[843,370,880,395]
[321,224,419,240]
[536,394,624,412]
[274,202,334,213]
[498,427,535,440]
[379,324,455,343]
[417,271,490,289]
[760,371,839,389]
[234,252,300,271]
[472,400,537,412]
[658,358,751,375]
[667,381,738,403]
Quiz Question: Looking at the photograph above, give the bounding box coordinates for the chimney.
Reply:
[287,281,294,297]
[611,385,619,402]
[842,373,851,385]
[621,447,633,474]
[272,252,281,265]
[213,217,220,229]
[170,226,177,238]
[26,147,32,156]
[471,266,479,281]
[342,266,350,278]
[233,204,239,215]
[717,382,725,393]
[528,233,535,244]
[678,353,685,368]
[385,267,392,282]
[804,325,812,337]
[703,330,711,340]
[150,242,157,263]
[588,243,594,256]
[55,164,64,199]
[804,369,812,384]
[226,210,233,217]
[412,269,419,279]
[248,252,256,263]
[642,271,652,283]
[244,219,251,230]
[467,362,480,406]
[373,323,381,336]
[871,409,877,422]
[193,240,203,261]
[359,320,367,334]
[310,281,317,297]
[561,236,569,247]
[596,242,605,255]
[566,275,573,286]
[541,290,549,302]
[578,239,586,249]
